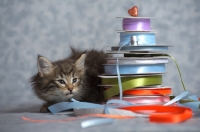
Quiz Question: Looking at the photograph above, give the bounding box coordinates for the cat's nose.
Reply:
[68,89,72,93]
[67,87,73,93]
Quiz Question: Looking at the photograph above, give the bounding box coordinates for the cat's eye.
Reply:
[72,78,77,83]
[57,79,66,84]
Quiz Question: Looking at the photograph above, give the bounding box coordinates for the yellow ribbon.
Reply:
[103,75,162,100]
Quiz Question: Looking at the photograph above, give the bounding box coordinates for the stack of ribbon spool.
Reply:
[99,13,173,106]
[25,6,197,127]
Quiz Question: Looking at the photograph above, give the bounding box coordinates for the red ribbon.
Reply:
[120,105,192,123]
[123,87,172,96]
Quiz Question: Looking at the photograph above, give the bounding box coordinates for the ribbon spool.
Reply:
[102,75,162,99]
[122,18,151,31]
[104,63,166,75]
[119,32,156,45]
[111,45,169,51]
[106,58,169,65]
[109,96,170,105]
[122,87,172,96]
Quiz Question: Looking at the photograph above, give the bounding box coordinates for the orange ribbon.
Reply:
[123,87,172,96]
[120,105,192,123]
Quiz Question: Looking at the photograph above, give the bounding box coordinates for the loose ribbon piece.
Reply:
[48,102,104,114]
[171,92,200,111]
[22,105,192,124]
[120,105,192,123]
[116,44,127,100]
[21,116,80,123]
[81,118,114,128]
[164,91,190,106]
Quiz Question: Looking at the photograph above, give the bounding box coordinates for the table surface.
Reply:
[0,103,200,132]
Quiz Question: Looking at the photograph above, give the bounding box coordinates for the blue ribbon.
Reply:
[81,118,114,128]
[164,91,200,111]
[111,45,169,51]
[119,32,156,45]
[48,102,104,114]
[104,63,165,75]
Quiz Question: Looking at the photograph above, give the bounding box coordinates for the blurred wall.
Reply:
[0,0,200,109]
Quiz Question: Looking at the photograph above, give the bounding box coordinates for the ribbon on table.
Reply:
[76,105,192,127]
[21,105,192,127]
[104,64,165,75]
[103,75,162,100]
[111,45,169,51]
[48,101,105,114]
[119,32,156,45]
[119,105,192,123]
[122,18,151,31]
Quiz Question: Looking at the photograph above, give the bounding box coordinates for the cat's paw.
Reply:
[40,104,50,113]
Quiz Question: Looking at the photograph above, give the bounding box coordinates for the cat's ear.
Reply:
[75,54,86,70]
[37,55,54,77]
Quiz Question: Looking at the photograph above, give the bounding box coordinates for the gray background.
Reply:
[0,0,200,109]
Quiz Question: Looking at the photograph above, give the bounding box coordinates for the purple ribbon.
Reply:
[122,18,151,30]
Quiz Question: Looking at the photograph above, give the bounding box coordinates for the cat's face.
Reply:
[32,54,86,103]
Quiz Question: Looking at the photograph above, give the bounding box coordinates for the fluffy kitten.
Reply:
[31,47,108,112]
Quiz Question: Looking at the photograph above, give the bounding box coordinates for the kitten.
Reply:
[31,47,108,112]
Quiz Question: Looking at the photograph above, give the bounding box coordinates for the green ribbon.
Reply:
[103,75,162,100]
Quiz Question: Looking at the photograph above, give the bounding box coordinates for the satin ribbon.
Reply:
[103,87,172,96]
[123,87,172,96]
[104,64,166,75]
[106,58,169,64]
[81,118,114,128]
[48,101,105,114]
[166,91,200,111]
[103,75,162,100]
[22,105,192,127]
[111,45,169,51]
[119,105,192,123]
[123,54,186,91]
[109,96,170,104]
[119,32,156,45]
[122,18,151,31]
